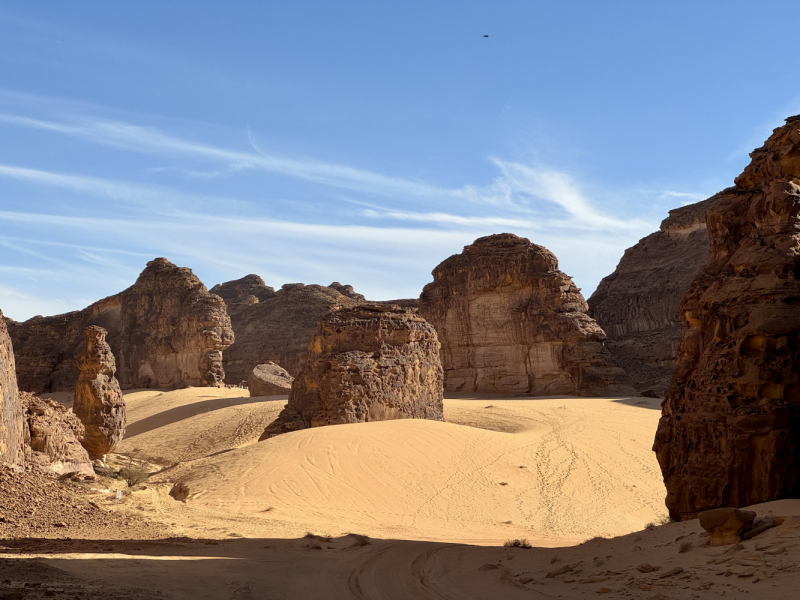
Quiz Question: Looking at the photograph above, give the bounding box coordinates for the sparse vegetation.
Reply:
[118,453,152,487]
[645,515,671,530]
[550,555,560,564]
[679,540,692,553]
[504,538,532,549]
[350,534,371,547]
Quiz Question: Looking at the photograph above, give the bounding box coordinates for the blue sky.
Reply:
[1,1,798,321]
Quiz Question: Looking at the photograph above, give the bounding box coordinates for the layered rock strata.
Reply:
[589,197,717,396]
[211,277,364,383]
[654,116,800,520]
[20,392,93,477]
[6,258,234,392]
[0,310,24,467]
[248,362,294,397]
[418,234,634,396]
[261,304,443,439]
[74,326,126,458]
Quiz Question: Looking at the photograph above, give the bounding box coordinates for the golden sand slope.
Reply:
[111,389,668,545]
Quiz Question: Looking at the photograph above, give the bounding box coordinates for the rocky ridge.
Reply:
[654,115,800,519]
[211,277,364,382]
[588,197,716,396]
[419,234,634,396]
[261,304,443,439]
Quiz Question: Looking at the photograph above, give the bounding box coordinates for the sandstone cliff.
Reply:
[654,115,800,520]
[211,277,363,383]
[418,234,634,396]
[588,197,717,395]
[0,310,24,467]
[261,304,443,439]
[7,258,234,392]
[74,326,126,458]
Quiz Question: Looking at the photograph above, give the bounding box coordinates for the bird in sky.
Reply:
[483,34,489,37]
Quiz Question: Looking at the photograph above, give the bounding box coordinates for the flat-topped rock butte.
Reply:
[419,233,634,397]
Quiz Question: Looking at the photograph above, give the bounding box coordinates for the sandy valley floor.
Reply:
[2,388,799,599]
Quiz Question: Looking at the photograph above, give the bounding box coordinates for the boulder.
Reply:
[418,234,634,396]
[588,196,717,396]
[260,304,443,439]
[20,392,93,477]
[654,115,800,520]
[698,508,756,546]
[74,326,126,459]
[211,278,365,383]
[0,310,25,467]
[248,362,294,397]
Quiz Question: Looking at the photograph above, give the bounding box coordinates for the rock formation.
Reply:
[0,310,24,467]
[699,507,756,546]
[654,116,800,520]
[248,362,294,397]
[588,197,717,396]
[74,326,126,458]
[261,304,443,439]
[20,392,93,477]
[6,258,234,392]
[114,258,234,389]
[418,234,634,396]
[211,277,364,383]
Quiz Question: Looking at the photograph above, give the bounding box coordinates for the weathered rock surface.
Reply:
[588,197,717,396]
[418,234,634,396]
[654,116,800,520]
[114,258,234,389]
[699,507,756,546]
[6,258,234,392]
[248,362,294,397]
[0,310,24,467]
[212,277,364,383]
[261,304,443,439]
[74,326,126,459]
[20,392,93,477]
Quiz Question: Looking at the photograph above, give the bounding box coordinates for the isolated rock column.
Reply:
[74,326,126,459]
[261,304,443,439]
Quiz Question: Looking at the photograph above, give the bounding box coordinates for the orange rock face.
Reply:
[261,304,443,439]
[654,116,800,519]
[419,234,634,396]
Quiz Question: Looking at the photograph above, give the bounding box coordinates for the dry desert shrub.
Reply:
[504,538,532,549]
[645,515,671,530]
[118,453,152,487]
[350,534,371,547]
[679,540,693,553]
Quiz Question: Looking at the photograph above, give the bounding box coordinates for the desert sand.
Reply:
[3,388,799,599]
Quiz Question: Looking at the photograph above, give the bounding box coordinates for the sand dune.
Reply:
[106,389,669,545]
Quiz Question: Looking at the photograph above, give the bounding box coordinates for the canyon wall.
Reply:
[588,197,716,395]
[418,234,634,396]
[654,115,800,519]
[261,304,443,439]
